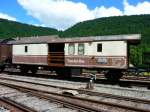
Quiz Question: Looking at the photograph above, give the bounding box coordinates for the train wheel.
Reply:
[20,66,29,73]
[56,68,71,78]
[105,70,123,83]
[0,65,5,73]
[30,69,37,74]
[30,67,37,74]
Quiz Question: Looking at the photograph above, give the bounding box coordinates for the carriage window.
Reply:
[97,44,102,52]
[25,46,28,52]
[78,43,84,55]
[68,44,75,55]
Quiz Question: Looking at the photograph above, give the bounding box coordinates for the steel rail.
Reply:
[0,97,37,112]
[0,80,150,112]
[0,76,150,104]
[3,70,150,88]
[0,82,101,112]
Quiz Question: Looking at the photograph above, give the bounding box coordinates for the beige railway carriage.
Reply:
[11,34,140,82]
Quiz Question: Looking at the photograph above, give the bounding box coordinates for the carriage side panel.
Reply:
[12,44,48,65]
[65,41,128,69]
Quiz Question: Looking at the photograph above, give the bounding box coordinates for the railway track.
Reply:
[0,81,108,112]
[72,73,150,87]
[3,69,150,89]
[0,75,150,112]
[0,97,37,112]
[0,83,99,112]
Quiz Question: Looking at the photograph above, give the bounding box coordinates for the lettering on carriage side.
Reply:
[97,58,108,64]
[112,58,124,67]
[67,59,85,64]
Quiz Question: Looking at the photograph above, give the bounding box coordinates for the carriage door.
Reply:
[48,43,64,67]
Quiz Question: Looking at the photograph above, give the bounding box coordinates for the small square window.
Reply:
[25,46,28,52]
[97,44,102,52]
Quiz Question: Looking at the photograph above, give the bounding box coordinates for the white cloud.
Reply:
[17,0,150,30]
[93,6,123,18]
[124,0,150,15]
[17,0,94,30]
[0,13,17,21]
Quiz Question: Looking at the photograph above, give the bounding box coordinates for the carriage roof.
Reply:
[10,34,141,44]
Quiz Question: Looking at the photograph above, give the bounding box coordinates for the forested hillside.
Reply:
[0,15,150,66]
[61,15,150,66]
[0,19,58,38]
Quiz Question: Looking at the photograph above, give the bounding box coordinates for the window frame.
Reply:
[97,43,102,52]
[25,46,28,53]
[78,43,84,55]
[68,43,75,55]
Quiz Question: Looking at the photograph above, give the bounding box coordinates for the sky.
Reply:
[0,0,150,30]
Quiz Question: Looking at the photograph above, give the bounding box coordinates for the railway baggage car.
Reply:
[10,34,140,82]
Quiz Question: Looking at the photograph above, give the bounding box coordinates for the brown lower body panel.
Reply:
[12,55,48,65]
[65,55,127,69]
[12,55,127,69]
